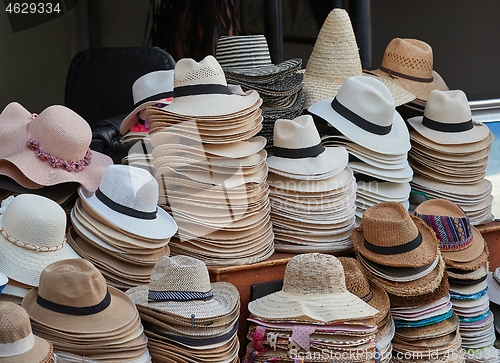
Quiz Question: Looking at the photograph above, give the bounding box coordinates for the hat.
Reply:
[368,38,448,101]
[487,268,500,306]
[120,70,175,135]
[78,164,177,240]
[407,89,490,145]
[301,9,415,109]
[308,75,410,155]
[266,114,348,179]
[414,199,485,263]
[22,258,139,334]
[160,55,260,117]
[248,253,379,323]
[351,202,439,268]
[125,255,239,320]
[0,272,6,294]
[0,194,80,287]
[0,302,53,363]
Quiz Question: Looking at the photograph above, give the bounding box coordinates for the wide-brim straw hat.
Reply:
[368,38,448,101]
[388,272,450,308]
[301,9,415,109]
[308,76,411,155]
[248,253,378,323]
[0,104,112,192]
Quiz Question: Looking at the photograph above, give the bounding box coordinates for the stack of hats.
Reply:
[309,76,413,219]
[67,164,177,290]
[22,259,152,362]
[0,194,80,304]
[148,55,274,265]
[266,114,356,253]
[415,199,498,360]
[215,34,304,150]
[407,89,494,225]
[126,255,241,363]
[0,102,112,211]
[301,8,415,110]
[244,253,380,362]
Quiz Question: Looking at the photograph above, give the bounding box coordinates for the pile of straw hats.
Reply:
[301,9,415,110]
[68,164,177,290]
[408,90,494,225]
[309,76,413,218]
[148,55,274,265]
[22,259,152,362]
[244,253,380,362]
[215,34,304,149]
[266,114,356,253]
[126,255,240,363]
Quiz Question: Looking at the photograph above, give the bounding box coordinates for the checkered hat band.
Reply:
[416,213,473,251]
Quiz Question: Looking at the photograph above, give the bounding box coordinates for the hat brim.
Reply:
[0,334,53,363]
[120,100,172,135]
[222,58,302,78]
[350,162,413,182]
[440,226,485,263]
[487,272,500,306]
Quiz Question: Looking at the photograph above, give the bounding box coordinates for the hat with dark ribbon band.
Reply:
[364,231,422,255]
[95,188,157,220]
[148,289,213,302]
[36,290,111,316]
[422,116,473,133]
[272,143,325,159]
[134,91,174,108]
[379,65,433,83]
[174,84,233,98]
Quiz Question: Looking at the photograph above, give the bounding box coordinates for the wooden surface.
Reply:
[478,220,500,271]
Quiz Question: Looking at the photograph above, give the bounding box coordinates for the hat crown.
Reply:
[423,89,472,124]
[132,70,175,105]
[0,102,32,122]
[273,114,321,149]
[282,253,347,295]
[338,257,371,299]
[28,105,92,163]
[149,255,211,293]
[98,165,159,214]
[216,35,273,68]
[0,302,31,344]
[381,38,434,78]
[174,55,227,88]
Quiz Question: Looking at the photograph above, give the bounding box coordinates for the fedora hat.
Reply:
[125,255,240,321]
[248,253,379,323]
[120,70,175,135]
[266,114,348,179]
[0,302,53,363]
[161,55,260,117]
[0,194,80,287]
[368,38,448,101]
[302,9,415,109]
[407,89,491,145]
[308,76,411,155]
[351,202,439,268]
[79,164,177,240]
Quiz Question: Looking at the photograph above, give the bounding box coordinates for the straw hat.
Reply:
[301,9,415,109]
[266,114,348,178]
[407,89,490,145]
[487,268,500,306]
[22,258,139,334]
[248,253,378,323]
[125,255,239,320]
[78,164,177,240]
[0,105,112,192]
[414,199,485,263]
[0,272,6,294]
[0,194,80,287]
[368,38,448,101]
[308,76,410,155]
[161,55,260,117]
[0,302,53,363]
[351,202,439,268]
[120,70,175,135]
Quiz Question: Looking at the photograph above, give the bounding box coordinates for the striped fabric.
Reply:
[148,289,213,302]
[216,35,273,68]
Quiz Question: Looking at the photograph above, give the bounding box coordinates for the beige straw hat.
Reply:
[368,38,448,101]
[0,302,53,363]
[302,9,415,109]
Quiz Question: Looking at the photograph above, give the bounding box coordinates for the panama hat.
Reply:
[0,302,53,363]
[120,70,175,135]
[0,194,80,287]
[79,164,177,240]
[308,76,410,155]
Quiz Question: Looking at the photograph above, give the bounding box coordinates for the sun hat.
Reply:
[0,302,53,363]
[352,202,439,268]
[120,70,175,135]
[266,114,348,179]
[78,164,177,240]
[0,194,80,287]
[308,76,411,155]
[248,253,379,323]
[0,105,112,192]
[301,9,415,109]
[368,38,448,102]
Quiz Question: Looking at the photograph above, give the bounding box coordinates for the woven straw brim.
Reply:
[441,227,485,263]
[267,167,354,193]
[387,271,450,307]
[222,58,302,78]
[394,311,459,342]
[0,336,53,363]
[120,99,172,135]
[445,240,489,271]
[410,128,494,154]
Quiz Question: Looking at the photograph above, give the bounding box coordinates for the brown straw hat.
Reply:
[368,38,448,101]
[351,202,439,268]
[0,301,53,363]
